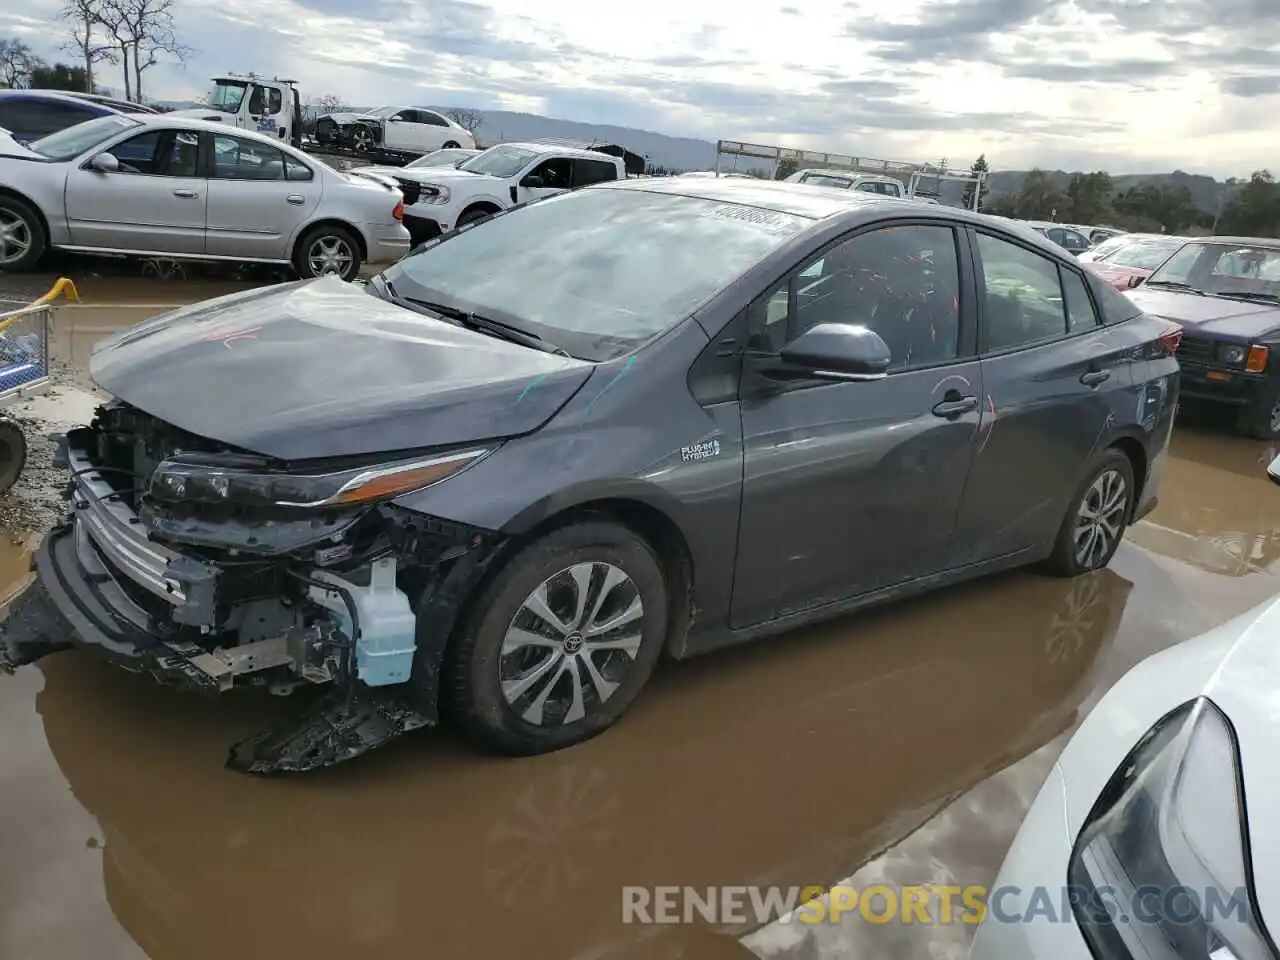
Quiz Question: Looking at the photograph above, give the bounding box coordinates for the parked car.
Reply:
[783,168,905,197]
[1082,235,1187,289]
[0,89,154,147]
[390,141,625,245]
[404,146,480,169]
[0,178,1180,774]
[970,451,1280,959]
[313,105,475,156]
[0,113,410,278]
[1127,236,1280,438]
[1076,224,1126,246]
[1022,220,1093,256]
[1077,232,1167,264]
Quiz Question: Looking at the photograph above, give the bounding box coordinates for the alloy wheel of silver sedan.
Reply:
[306,235,355,278]
[499,562,645,726]
[0,209,32,268]
[1073,468,1129,569]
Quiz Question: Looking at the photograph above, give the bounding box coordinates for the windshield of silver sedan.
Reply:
[28,114,138,161]
[381,187,810,362]
[1146,240,1280,300]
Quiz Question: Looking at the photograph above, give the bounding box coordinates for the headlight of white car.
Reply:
[1068,697,1275,959]
[419,184,450,205]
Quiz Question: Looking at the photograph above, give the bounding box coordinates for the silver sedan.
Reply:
[0,114,410,280]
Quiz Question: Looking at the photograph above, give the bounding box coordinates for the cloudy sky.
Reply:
[3,0,1276,175]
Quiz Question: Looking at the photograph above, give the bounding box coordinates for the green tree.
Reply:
[774,157,799,180]
[30,62,90,91]
[1013,169,1066,220]
[1217,170,1280,237]
[961,154,990,210]
[983,194,1017,217]
[1112,183,1203,233]
[1065,171,1113,224]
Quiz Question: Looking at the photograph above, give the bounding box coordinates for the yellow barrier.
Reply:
[31,277,79,306]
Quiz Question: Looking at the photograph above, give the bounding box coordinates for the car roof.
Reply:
[0,89,118,108]
[492,140,618,161]
[1190,236,1280,250]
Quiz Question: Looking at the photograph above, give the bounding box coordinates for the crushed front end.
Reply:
[3,400,501,774]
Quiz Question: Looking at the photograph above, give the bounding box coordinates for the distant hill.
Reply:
[147,99,1232,212]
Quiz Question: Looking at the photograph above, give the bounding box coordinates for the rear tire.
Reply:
[0,417,28,496]
[442,521,668,756]
[1236,379,1280,440]
[1042,449,1135,578]
[0,195,47,273]
[293,224,361,282]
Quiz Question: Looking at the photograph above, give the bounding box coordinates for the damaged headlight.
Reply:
[149,447,491,507]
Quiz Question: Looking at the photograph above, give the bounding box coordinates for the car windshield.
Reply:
[408,148,472,169]
[1147,241,1280,299]
[1105,240,1182,271]
[801,174,853,189]
[1089,236,1132,260]
[28,114,137,161]
[204,80,247,113]
[458,145,539,178]
[382,187,810,361]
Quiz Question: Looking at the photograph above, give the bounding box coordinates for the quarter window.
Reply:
[975,233,1070,351]
[749,224,962,370]
[1062,268,1100,332]
[572,158,618,187]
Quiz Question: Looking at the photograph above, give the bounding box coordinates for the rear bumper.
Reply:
[364,224,411,266]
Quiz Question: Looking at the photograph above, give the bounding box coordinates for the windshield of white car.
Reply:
[28,114,138,161]
[408,148,473,169]
[1104,240,1182,271]
[458,145,540,178]
[204,80,247,113]
[381,187,811,362]
[800,174,854,189]
[1146,241,1280,299]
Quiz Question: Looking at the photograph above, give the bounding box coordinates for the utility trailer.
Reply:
[714,140,988,211]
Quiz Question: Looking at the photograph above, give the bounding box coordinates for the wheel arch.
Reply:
[293,217,367,262]
[1105,432,1148,520]
[458,199,503,221]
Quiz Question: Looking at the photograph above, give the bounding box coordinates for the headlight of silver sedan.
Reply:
[1067,697,1276,960]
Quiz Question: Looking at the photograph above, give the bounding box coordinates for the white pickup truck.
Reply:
[366,142,626,245]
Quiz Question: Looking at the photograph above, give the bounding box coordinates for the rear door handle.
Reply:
[172,189,199,199]
[286,194,305,205]
[1080,369,1111,387]
[932,395,978,418]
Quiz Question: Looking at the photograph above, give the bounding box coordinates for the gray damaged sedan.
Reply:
[0,178,1181,773]
[0,114,410,279]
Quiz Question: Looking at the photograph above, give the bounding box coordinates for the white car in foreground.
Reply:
[970,456,1280,959]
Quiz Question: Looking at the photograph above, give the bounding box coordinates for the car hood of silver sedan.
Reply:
[88,277,596,461]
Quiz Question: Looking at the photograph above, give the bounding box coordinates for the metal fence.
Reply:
[0,303,52,405]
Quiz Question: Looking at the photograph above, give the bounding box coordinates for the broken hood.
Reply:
[1127,287,1280,339]
[89,278,595,461]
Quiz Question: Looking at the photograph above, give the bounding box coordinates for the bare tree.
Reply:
[61,0,117,94]
[311,93,344,114]
[444,107,483,135]
[98,0,190,102]
[0,38,40,89]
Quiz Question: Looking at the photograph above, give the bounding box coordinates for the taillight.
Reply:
[1158,323,1182,355]
[393,199,404,221]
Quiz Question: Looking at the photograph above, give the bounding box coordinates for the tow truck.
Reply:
[168,72,303,148]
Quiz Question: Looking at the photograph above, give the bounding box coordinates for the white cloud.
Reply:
[4,0,1279,175]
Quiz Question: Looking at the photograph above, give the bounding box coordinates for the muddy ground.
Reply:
[1,271,1279,960]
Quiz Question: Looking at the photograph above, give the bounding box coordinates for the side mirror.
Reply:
[1269,453,1280,487]
[520,174,544,188]
[89,152,119,173]
[774,323,891,381]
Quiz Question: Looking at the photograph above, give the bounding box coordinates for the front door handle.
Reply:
[172,189,199,199]
[1080,369,1111,387]
[932,394,978,418]
[286,194,305,205]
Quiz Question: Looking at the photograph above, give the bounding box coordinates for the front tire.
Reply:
[0,195,47,273]
[1043,449,1135,577]
[293,224,361,281]
[1236,378,1280,439]
[442,521,668,755]
[0,417,26,496]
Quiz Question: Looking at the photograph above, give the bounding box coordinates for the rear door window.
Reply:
[975,232,1070,351]
[572,158,618,186]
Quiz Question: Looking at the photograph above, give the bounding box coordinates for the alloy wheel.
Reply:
[500,562,645,726]
[1073,468,1128,569]
[1269,395,1280,434]
[306,235,354,277]
[0,210,32,267]
[351,127,373,151]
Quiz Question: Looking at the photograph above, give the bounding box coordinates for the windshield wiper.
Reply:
[1143,280,1205,295]
[1216,291,1280,304]
[369,279,569,356]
